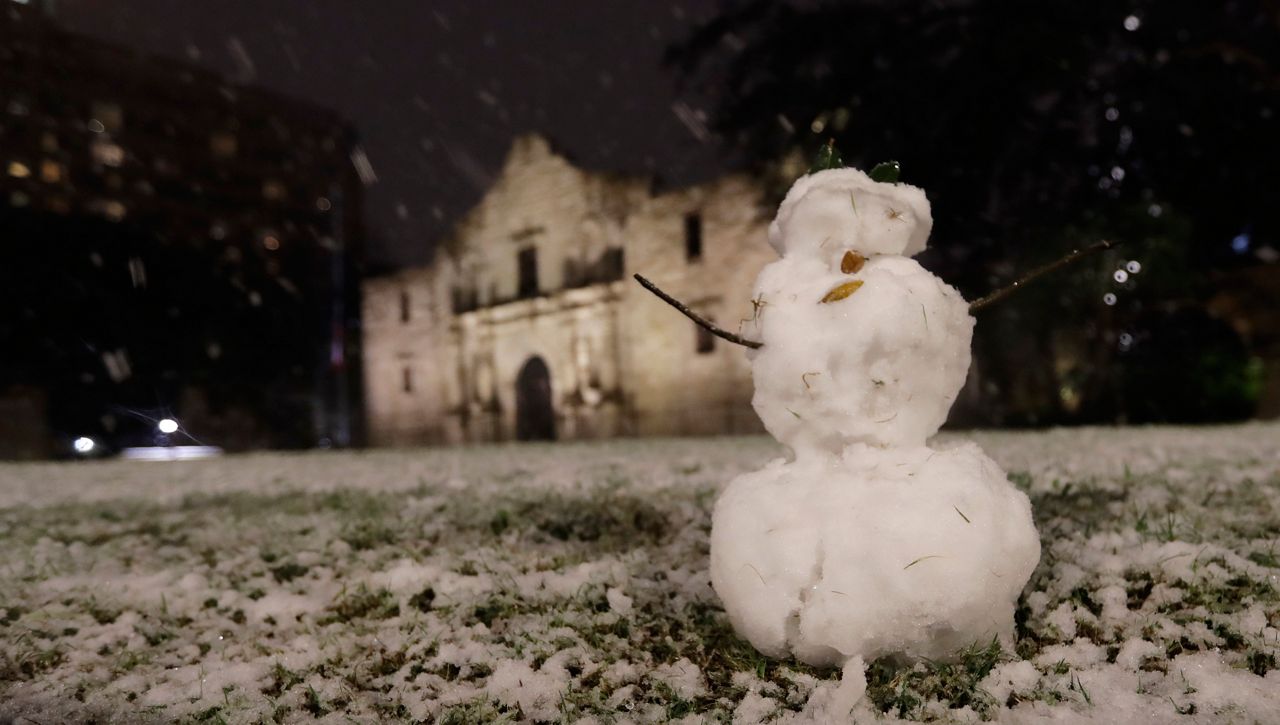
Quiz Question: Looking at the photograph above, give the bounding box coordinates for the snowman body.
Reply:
[710,168,1040,667]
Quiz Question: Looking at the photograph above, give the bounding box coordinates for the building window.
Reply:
[262,179,286,200]
[91,140,125,167]
[563,258,581,288]
[210,132,237,159]
[39,159,63,183]
[451,286,478,314]
[696,319,715,354]
[685,213,703,261]
[402,366,413,393]
[90,101,124,134]
[518,246,539,299]
[399,290,411,323]
[601,247,625,281]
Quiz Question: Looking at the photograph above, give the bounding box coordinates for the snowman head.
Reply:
[767,167,932,260]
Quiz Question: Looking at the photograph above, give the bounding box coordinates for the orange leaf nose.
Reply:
[821,280,864,303]
[841,251,866,274]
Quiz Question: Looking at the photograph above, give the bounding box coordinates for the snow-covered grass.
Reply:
[1,424,1278,723]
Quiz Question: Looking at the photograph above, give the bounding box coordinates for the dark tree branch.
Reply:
[633,274,763,349]
[969,239,1119,313]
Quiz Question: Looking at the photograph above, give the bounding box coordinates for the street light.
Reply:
[157,418,179,434]
[73,436,96,454]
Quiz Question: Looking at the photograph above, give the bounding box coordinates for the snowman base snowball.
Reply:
[711,442,1039,667]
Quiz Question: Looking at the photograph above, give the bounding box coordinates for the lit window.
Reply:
[7,160,30,178]
[90,102,123,133]
[210,132,237,158]
[685,213,703,261]
[262,179,286,200]
[39,159,63,183]
[91,140,124,167]
[89,199,127,221]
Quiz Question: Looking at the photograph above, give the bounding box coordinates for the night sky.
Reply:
[56,0,734,269]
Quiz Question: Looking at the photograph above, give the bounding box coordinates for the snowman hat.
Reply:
[768,167,933,259]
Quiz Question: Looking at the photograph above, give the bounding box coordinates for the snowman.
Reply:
[705,165,1042,704]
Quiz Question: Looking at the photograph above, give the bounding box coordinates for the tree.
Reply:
[670,0,1279,423]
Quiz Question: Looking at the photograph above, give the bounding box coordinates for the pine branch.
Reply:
[633,274,763,349]
[969,239,1119,313]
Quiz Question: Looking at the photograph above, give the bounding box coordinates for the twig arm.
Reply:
[969,239,1119,313]
[633,274,764,349]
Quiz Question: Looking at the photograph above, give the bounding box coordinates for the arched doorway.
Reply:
[516,356,556,441]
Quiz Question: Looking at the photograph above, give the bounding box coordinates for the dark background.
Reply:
[56,0,733,271]
[2,0,1277,458]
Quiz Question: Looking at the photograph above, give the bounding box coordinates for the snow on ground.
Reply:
[1,424,1278,723]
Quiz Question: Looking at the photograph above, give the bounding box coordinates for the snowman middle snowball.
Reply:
[710,167,1040,667]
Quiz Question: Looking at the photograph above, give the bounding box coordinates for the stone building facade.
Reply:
[363,135,777,445]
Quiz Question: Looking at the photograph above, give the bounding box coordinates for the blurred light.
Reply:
[1104,107,1119,122]
[1110,166,1125,182]
[1231,232,1251,253]
[210,132,237,158]
[87,119,106,133]
[262,179,286,200]
[1147,203,1163,218]
[1118,126,1133,151]
[89,199,127,221]
[263,235,280,250]
[1118,332,1134,351]
[121,446,222,461]
[39,159,63,183]
[91,141,125,167]
[1103,293,1117,306]
[316,197,332,211]
[73,437,96,454]
[1113,269,1129,283]
[1125,260,1141,274]
[7,160,30,178]
[158,418,179,434]
[1124,15,1141,31]
[350,146,378,185]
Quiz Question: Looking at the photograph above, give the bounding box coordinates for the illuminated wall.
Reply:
[363,135,775,445]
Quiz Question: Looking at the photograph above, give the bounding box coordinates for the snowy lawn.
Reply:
[1,424,1278,723]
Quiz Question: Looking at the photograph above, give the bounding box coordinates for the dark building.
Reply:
[0,2,365,457]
